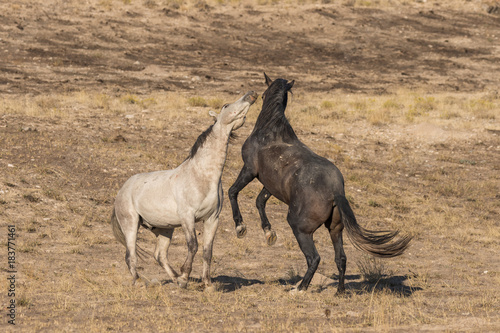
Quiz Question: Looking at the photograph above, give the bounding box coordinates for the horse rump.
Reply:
[111,208,151,260]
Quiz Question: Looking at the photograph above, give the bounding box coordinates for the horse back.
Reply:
[254,140,345,205]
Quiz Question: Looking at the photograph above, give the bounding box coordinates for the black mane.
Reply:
[186,123,237,160]
[187,124,214,159]
[253,78,297,142]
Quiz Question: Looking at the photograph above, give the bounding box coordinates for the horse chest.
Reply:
[194,182,222,220]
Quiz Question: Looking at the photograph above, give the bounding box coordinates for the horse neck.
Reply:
[185,122,231,180]
[253,105,298,142]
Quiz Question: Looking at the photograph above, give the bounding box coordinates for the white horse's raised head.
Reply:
[210,91,258,131]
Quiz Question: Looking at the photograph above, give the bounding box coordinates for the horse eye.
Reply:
[222,104,229,109]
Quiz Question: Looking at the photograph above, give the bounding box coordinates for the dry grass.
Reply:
[1,0,499,330]
[1,87,499,331]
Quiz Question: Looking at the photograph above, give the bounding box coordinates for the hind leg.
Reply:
[153,228,179,284]
[287,212,321,291]
[256,187,276,245]
[327,206,347,294]
[116,210,141,284]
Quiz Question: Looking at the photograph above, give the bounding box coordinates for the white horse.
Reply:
[111,91,258,289]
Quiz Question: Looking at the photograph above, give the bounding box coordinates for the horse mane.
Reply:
[253,79,297,141]
[187,124,214,159]
[186,123,237,160]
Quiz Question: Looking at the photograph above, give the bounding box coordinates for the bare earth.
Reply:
[1,0,499,332]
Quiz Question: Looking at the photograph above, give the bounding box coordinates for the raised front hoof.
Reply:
[265,230,277,246]
[236,224,247,238]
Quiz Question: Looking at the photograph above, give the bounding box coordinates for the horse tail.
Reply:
[334,195,412,258]
[111,208,151,261]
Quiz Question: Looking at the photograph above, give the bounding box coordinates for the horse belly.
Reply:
[134,182,182,228]
[257,171,290,204]
[136,200,182,228]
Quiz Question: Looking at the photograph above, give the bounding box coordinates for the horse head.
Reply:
[262,73,294,111]
[209,91,258,131]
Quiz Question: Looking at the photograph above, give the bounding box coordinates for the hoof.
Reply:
[265,230,277,246]
[236,224,247,238]
[177,277,188,289]
[336,287,346,296]
[289,287,305,295]
[132,276,143,286]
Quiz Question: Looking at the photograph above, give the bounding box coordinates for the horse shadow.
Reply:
[158,274,421,296]
[276,274,422,297]
[213,275,265,292]
[159,275,265,292]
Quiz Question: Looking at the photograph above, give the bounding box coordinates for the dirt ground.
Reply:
[1,0,499,332]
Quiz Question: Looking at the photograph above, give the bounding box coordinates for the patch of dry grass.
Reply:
[1,87,499,331]
[287,89,498,131]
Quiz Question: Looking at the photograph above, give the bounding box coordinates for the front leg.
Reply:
[228,165,256,238]
[256,187,277,245]
[178,216,198,289]
[201,214,219,290]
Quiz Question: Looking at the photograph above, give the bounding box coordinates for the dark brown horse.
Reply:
[228,73,412,293]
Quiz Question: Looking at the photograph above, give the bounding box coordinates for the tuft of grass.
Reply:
[406,96,436,121]
[208,97,225,109]
[18,295,32,307]
[19,240,42,253]
[356,255,389,283]
[368,200,382,208]
[187,96,208,107]
[320,100,335,109]
[23,194,41,203]
[44,189,66,201]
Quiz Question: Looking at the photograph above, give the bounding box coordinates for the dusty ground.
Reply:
[1,0,499,332]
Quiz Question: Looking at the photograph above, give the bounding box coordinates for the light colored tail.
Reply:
[334,195,412,258]
[111,208,151,260]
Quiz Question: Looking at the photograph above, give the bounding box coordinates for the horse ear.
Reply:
[264,72,273,87]
[208,110,218,122]
[287,80,295,91]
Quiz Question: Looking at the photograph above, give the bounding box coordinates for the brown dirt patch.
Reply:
[1,0,499,332]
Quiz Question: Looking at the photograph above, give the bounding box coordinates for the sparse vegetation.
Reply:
[0,0,499,331]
